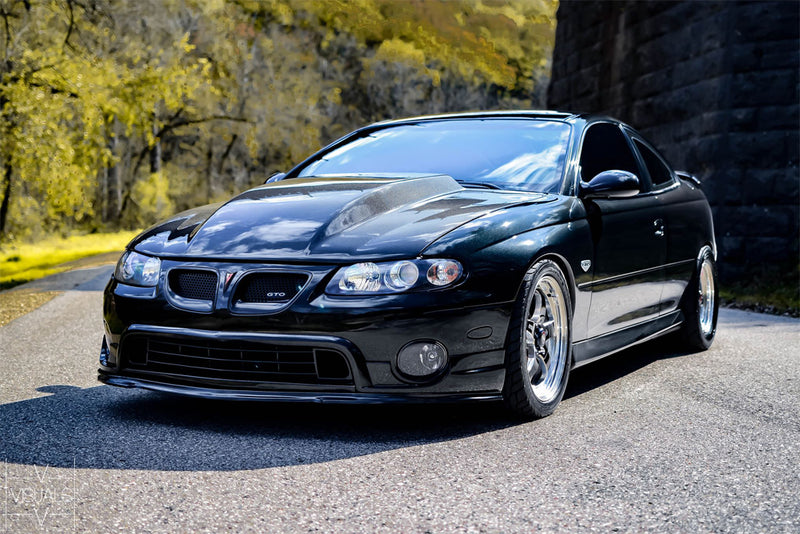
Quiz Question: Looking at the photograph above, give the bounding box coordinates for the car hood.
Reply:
[130,175,555,261]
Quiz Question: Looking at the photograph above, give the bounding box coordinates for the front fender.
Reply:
[429,218,594,343]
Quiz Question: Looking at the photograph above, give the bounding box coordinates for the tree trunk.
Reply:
[150,139,161,174]
[111,136,122,220]
[0,159,12,237]
[206,138,214,204]
[150,116,161,174]
[113,163,123,219]
[100,166,108,222]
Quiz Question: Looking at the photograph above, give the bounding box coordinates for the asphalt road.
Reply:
[1,266,798,533]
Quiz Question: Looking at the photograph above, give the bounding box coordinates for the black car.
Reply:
[100,111,718,418]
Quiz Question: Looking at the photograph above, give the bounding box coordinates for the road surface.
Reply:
[1,266,798,532]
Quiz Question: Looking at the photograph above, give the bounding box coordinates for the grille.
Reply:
[122,336,352,385]
[235,272,309,303]
[169,270,217,301]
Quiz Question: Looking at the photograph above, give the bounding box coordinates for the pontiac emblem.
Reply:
[224,272,236,289]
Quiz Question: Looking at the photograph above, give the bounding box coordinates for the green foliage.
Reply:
[0,0,558,242]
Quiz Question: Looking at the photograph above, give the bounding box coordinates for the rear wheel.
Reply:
[679,247,719,351]
[503,260,572,419]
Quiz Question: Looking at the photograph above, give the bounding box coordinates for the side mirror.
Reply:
[265,172,286,184]
[580,170,640,199]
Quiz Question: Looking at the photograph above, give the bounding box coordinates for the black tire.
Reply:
[502,259,573,419]
[678,246,719,351]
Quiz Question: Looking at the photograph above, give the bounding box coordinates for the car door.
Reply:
[580,123,667,338]
[628,134,696,315]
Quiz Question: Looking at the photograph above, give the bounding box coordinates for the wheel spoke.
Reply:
[531,291,543,321]
[527,354,538,375]
[530,352,547,383]
[525,330,536,354]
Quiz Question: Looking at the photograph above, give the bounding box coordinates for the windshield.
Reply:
[295,119,571,193]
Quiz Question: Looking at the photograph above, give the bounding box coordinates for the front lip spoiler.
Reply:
[98,372,502,404]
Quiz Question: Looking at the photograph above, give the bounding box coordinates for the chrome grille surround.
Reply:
[234,272,310,304]
[169,269,218,301]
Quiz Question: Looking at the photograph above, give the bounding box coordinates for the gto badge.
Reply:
[580,260,591,272]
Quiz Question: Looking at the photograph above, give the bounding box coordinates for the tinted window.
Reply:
[579,123,638,181]
[634,139,674,187]
[296,119,571,193]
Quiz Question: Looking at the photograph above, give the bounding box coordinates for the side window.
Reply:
[634,139,674,188]
[579,123,639,181]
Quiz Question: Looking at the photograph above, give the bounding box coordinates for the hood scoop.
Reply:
[309,175,462,245]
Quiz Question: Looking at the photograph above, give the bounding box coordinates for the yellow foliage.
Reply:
[131,172,175,226]
[0,230,139,287]
[374,39,427,66]
[274,0,555,90]
[0,0,217,238]
[0,0,557,243]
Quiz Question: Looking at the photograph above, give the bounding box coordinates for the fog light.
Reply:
[397,341,448,378]
[99,336,110,367]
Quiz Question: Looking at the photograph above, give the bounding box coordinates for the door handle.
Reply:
[653,219,665,237]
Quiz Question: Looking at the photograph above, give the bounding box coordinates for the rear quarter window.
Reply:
[634,139,675,188]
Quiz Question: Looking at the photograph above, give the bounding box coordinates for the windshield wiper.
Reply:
[457,181,501,190]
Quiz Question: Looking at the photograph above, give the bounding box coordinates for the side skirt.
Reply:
[572,311,683,368]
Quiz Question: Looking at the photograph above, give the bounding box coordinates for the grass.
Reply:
[719,266,800,317]
[720,285,799,317]
[0,230,138,290]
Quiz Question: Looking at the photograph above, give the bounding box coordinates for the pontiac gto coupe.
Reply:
[100,111,718,418]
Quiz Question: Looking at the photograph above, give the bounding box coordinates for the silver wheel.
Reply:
[524,274,569,403]
[698,259,715,336]
[678,247,718,351]
[503,259,572,419]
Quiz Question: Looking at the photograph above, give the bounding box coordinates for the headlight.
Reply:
[114,251,161,287]
[339,262,381,292]
[326,259,463,295]
[386,261,419,290]
[426,260,461,286]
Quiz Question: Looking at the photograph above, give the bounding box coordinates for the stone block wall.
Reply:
[547,0,799,281]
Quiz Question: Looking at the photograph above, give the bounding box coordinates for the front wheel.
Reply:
[502,259,572,419]
[678,247,719,351]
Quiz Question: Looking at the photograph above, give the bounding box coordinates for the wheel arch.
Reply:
[522,251,577,313]
[702,241,717,261]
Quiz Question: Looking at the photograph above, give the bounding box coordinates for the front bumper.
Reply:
[101,273,514,401]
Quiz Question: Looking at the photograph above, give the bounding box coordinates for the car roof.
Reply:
[369,110,609,127]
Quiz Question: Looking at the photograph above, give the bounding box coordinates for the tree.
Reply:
[0,0,558,241]
[0,0,221,238]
